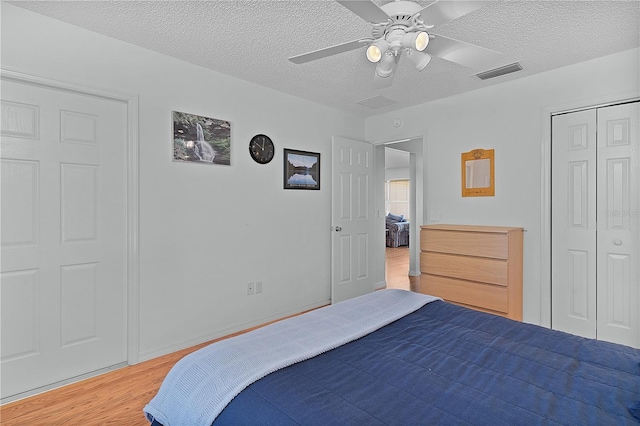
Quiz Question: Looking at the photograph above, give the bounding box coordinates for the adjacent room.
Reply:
[1,0,639,424]
[384,147,413,289]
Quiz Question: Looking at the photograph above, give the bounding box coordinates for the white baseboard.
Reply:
[1,362,128,405]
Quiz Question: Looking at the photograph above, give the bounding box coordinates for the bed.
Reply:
[144,289,640,425]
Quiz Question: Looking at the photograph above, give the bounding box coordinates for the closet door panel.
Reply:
[596,102,639,348]
[551,109,597,339]
[552,101,639,349]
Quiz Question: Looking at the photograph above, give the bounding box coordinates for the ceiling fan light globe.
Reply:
[407,50,432,71]
[415,31,429,51]
[402,31,429,51]
[366,45,382,63]
[375,51,396,78]
[375,66,394,78]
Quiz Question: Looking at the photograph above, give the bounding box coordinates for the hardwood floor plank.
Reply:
[1,249,415,425]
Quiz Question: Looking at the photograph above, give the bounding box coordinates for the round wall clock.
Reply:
[249,134,275,164]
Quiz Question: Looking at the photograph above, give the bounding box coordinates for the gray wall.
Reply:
[2,3,365,361]
[366,47,640,325]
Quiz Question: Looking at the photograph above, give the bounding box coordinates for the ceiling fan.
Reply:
[289,0,503,88]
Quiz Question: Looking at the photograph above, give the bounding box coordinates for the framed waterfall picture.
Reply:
[283,149,320,190]
[172,111,231,165]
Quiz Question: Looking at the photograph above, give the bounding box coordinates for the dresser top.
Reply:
[421,224,524,233]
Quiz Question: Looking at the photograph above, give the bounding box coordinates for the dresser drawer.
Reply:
[421,229,508,259]
[420,252,508,286]
[422,274,508,314]
[420,224,523,321]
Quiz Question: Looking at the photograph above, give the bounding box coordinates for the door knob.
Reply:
[613,239,622,246]
[334,226,342,232]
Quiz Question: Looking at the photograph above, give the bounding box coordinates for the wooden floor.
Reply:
[385,246,420,292]
[0,248,415,425]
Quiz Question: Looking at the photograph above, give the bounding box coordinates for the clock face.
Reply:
[249,134,275,164]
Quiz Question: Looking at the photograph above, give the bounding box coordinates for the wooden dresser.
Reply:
[420,224,524,321]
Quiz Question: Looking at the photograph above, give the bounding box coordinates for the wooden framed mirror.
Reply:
[461,148,494,197]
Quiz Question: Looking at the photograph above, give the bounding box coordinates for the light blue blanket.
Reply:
[144,289,440,426]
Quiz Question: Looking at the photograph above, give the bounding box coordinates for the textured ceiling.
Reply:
[9,0,640,118]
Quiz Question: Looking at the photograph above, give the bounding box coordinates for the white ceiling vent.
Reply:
[357,95,397,109]
[475,62,523,80]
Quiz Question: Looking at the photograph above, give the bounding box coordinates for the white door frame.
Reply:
[540,92,640,328]
[0,68,140,365]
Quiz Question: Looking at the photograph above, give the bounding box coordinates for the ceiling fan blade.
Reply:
[289,39,367,64]
[337,0,390,23]
[417,0,491,27]
[425,34,503,71]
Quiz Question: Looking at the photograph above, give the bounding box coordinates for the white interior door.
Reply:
[331,136,375,303]
[551,101,639,348]
[551,109,598,339]
[596,102,639,347]
[1,79,128,399]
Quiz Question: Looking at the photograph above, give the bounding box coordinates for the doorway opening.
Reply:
[379,138,424,291]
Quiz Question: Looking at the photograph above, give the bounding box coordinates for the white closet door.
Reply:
[551,109,597,339]
[596,102,639,348]
[1,80,128,399]
[552,101,639,349]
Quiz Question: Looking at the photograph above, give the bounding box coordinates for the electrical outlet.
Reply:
[247,282,255,295]
[255,281,262,294]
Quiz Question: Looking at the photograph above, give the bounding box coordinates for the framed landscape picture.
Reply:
[283,149,320,190]
[172,111,231,165]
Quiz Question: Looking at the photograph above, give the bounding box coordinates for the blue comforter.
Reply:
[152,298,640,425]
[146,290,439,425]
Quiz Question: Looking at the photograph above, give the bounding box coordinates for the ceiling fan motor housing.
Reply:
[372,0,426,38]
[387,28,408,53]
[372,0,432,55]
